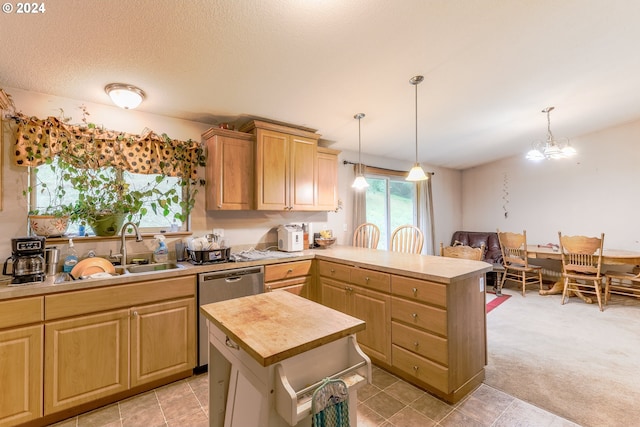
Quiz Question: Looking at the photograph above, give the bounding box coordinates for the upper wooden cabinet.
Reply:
[240,120,325,211]
[203,128,255,210]
[316,147,340,211]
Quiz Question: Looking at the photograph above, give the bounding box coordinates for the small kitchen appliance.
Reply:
[3,236,47,284]
[277,224,304,252]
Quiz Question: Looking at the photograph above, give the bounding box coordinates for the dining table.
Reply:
[526,245,640,302]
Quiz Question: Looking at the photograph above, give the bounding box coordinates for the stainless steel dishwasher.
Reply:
[197,266,264,369]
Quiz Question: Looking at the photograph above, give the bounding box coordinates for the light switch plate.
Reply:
[479,277,485,292]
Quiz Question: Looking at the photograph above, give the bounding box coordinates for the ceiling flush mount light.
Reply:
[406,75,428,181]
[526,106,576,161]
[105,83,146,109]
[352,113,369,190]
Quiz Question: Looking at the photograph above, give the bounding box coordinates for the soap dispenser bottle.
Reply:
[63,238,79,273]
[153,235,169,263]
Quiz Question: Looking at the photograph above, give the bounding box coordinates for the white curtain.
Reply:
[417,177,435,255]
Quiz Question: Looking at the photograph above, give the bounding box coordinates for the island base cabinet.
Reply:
[130,298,196,387]
[0,325,43,427]
[44,310,129,415]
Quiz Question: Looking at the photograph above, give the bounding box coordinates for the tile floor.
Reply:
[50,365,580,427]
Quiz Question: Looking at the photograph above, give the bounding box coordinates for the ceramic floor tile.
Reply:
[363,390,406,419]
[118,391,159,419]
[456,384,514,425]
[158,393,203,423]
[409,392,454,422]
[387,406,437,427]
[383,380,426,405]
[493,399,580,427]
[49,418,78,427]
[154,380,192,403]
[165,407,209,427]
[121,404,166,427]
[356,403,387,427]
[439,408,491,427]
[370,367,399,389]
[357,383,382,402]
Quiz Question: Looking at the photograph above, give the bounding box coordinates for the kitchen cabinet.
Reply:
[317,261,391,364]
[315,147,340,211]
[0,297,43,427]
[264,260,314,299]
[203,127,254,210]
[240,120,321,211]
[43,276,196,415]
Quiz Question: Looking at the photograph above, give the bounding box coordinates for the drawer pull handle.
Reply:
[225,336,240,350]
[413,365,419,372]
[412,287,418,295]
[287,269,293,273]
[411,313,418,320]
[365,277,370,282]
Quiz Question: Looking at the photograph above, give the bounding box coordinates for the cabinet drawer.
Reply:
[0,296,43,329]
[392,344,448,393]
[265,260,312,282]
[392,297,447,337]
[392,275,446,307]
[392,321,447,366]
[350,268,390,293]
[317,261,350,282]
[45,276,196,320]
[265,276,311,291]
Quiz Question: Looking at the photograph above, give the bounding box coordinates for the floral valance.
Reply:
[11,113,203,180]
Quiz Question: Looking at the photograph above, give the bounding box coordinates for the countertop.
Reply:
[0,246,492,300]
[200,290,365,366]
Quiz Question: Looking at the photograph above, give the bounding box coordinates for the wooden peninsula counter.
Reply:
[200,291,372,427]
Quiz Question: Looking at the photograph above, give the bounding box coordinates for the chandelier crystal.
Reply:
[526,107,576,161]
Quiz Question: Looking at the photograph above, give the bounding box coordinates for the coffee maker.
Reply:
[3,236,46,284]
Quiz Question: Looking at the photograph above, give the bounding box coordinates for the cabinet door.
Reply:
[205,130,254,210]
[352,286,391,364]
[256,129,289,210]
[266,276,312,299]
[0,325,42,426]
[289,136,317,210]
[315,148,339,211]
[319,278,350,314]
[44,310,129,415]
[130,298,196,387]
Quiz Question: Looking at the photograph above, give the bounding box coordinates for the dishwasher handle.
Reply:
[225,276,243,283]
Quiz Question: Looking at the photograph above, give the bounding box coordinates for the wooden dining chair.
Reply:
[558,232,605,311]
[390,225,423,254]
[604,270,640,305]
[352,223,380,249]
[440,242,485,261]
[496,229,543,296]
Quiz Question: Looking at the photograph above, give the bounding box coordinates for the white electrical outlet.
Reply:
[213,228,224,237]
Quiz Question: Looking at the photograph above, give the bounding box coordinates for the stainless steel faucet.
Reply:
[119,222,143,265]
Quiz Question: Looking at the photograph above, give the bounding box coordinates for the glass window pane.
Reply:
[365,177,388,249]
[389,179,416,231]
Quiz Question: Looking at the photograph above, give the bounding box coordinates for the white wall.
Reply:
[462,118,640,250]
[0,88,462,260]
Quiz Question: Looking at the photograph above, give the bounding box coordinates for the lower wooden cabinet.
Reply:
[0,324,43,427]
[44,310,129,414]
[318,262,391,364]
[131,298,196,387]
[43,276,197,417]
[264,260,313,299]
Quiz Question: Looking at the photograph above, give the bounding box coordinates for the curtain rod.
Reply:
[342,160,434,176]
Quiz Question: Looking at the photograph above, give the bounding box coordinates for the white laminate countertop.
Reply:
[0,246,492,300]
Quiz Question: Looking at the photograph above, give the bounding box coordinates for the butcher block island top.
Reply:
[200,291,365,367]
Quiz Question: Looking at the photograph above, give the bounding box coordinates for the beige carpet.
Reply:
[485,284,640,427]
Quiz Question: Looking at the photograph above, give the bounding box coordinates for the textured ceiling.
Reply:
[2,0,640,169]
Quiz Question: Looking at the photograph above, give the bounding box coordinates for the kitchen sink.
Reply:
[119,262,184,274]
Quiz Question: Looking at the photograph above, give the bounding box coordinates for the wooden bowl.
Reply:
[315,238,336,248]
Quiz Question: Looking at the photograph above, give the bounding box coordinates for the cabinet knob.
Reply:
[330,269,335,273]
[266,285,272,292]
[411,313,418,320]
[217,204,222,208]
[132,311,138,317]
[365,277,370,282]
[287,269,293,274]
[414,341,420,348]
[413,365,419,372]
[412,287,418,295]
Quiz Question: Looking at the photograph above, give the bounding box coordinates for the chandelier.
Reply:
[526,107,576,161]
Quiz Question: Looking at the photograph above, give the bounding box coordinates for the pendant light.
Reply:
[406,75,428,181]
[352,113,369,190]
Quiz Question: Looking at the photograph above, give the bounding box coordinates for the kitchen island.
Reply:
[201,291,371,427]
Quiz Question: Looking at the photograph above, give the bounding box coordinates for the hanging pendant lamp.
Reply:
[406,75,428,181]
[352,113,369,190]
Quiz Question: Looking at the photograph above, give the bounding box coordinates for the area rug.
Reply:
[484,285,640,427]
[486,291,511,313]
